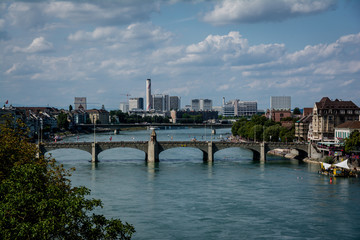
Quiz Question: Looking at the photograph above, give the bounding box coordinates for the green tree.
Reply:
[251,124,264,141]
[293,107,301,115]
[264,125,281,142]
[57,112,69,130]
[345,130,360,153]
[0,117,135,239]
[69,105,73,112]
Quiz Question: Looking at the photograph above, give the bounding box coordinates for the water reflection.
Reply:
[146,162,159,181]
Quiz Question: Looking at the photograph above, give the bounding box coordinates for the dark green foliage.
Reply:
[231,115,294,142]
[345,131,360,153]
[293,107,301,115]
[57,112,69,130]
[0,117,135,239]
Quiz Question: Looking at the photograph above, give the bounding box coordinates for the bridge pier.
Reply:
[147,130,159,162]
[92,143,99,163]
[260,142,266,163]
[207,142,214,162]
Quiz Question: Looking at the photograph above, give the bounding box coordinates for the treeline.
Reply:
[231,115,295,142]
[176,113,203,123]
[110,110,170,124]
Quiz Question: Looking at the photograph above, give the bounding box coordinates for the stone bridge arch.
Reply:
[96,142,148,161]
[212,142,262,161]
[39,142,93,158]
[157,141,210,161]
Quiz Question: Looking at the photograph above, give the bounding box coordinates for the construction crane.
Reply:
[120,93,131,103]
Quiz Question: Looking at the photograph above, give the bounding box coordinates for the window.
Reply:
[340,110,345,114]
[347,110,353,114]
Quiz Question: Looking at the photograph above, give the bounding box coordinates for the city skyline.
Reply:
[1,0,359,110]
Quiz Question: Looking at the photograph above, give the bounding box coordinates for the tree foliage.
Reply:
[344,130,360,153]
[57,112,69,130]
[293,107,301,115]
[231,115,295,142]
[0,117,135,239]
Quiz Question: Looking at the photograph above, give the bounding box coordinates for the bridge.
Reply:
[76,123,232,132]
[39,130,312,163]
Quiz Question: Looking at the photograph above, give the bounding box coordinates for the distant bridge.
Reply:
[39,131,311,163]
[77,123,232,131]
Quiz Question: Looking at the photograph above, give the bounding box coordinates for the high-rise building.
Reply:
[270,96,291,110]
[170,96,181,110]
[191,99,212,111]
[238,101,257,116]
[191,99,200,111]
[152,94,169,112]
[146,79,151,111]
[74,97,87,110]
[129,97,144,111]
[200,99,212,111]
[222,100,257,117]
[119,102,129,113]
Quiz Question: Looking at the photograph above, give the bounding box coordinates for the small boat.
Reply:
[318,160,358,177]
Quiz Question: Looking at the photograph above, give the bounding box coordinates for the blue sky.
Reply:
[1,0,359,110]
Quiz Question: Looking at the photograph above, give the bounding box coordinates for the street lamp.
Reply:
[205,122,207,142]
[40,118,43,143]
[254,126,256,142]
[263,125,265,142]
[93,115,96,144]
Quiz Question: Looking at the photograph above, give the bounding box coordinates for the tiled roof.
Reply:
[316,97,360,110]
[335,121,360,129]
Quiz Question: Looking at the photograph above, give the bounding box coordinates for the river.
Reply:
[48,127,360,240]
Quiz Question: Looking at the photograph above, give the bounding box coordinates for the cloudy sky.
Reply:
[1,0,359,110]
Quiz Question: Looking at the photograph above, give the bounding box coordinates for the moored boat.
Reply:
[318,159,358,177]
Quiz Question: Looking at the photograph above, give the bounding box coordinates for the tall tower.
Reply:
[146,79,151,111]
[74,97,87,110]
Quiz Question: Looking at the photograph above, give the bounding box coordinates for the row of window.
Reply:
[318,110,360,115]
[335,131,350,139]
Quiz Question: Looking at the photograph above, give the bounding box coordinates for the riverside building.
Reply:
[311,97,360,141]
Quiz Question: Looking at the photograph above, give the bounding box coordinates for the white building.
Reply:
[270,96,291,110]
[334,121,360,143]
[222,100,257,117]
[119,102,129,113]
[191,99,212,111]
[129,97,144,111]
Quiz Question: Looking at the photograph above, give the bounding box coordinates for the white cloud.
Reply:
[340,79,354,86]
[5,63,17,75]
[202,0,337,25]
[7,2,46,28]
[5,1,159,30]
[169,31,286,66]
[44,1,159,25]
[13,37,53,53]
[217,84,230,91]
[0,19,5,29]
[68,23,173,51]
